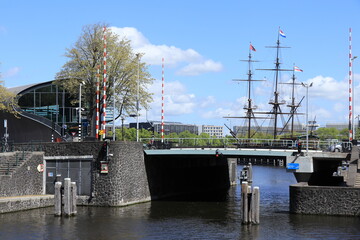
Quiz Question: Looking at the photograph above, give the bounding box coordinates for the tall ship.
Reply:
[226,28,305,140]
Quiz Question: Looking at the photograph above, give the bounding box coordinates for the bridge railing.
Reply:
[140,138,334,150]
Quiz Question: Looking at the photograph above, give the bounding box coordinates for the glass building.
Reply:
[6,80,85,141]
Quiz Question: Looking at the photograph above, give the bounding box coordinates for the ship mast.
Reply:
[225,43,265,139]
[280,66,304,137]
[257,28,292,139]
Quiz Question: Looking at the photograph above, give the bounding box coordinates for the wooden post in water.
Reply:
[71,182,77,215]
[251,187,260,224]
[63,178,71,216]
[241,181,249,224]
[54,182,62,216]
[241,181,260,225]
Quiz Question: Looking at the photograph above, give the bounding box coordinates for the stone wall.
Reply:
[14,141,151,207]
[0,152,44,197]
[0,195,54,214]
[290,183,360,216]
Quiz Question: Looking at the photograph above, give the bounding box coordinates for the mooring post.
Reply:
[247,185,252,223]
[251,186,260,224]
[63,178,71,216]
[54,181,62,216]
[247,163,253,184]
[241,181,249,224]
[71,182,77,215]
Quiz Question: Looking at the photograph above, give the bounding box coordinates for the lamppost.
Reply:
[136,53,141,142]
[121,116,125,141]
[352,56,358,139]
[301,82,313,154]
[77,81,85,142]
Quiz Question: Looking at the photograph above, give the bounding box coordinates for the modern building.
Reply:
[200,125,223,138]
[1,80,88,143]
[129,121,199,135]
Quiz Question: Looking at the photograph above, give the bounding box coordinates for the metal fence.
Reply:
[140,137,345,151]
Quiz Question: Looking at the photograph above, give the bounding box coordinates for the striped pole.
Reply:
[96,65,100,139]
[349,28,353,141]
[102,27,107,140]
[161,58,165,143]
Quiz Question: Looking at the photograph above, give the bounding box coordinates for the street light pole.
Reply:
[352,56,358,139]
[136,53,140,142]
[301,82,313,154]
[78,81,85,142]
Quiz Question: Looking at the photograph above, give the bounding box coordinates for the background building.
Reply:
[129,121,199,135]
[200,125,223,138]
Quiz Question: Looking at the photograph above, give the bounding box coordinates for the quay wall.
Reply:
[290,183,360,216]
[0,152,44,197]
[13,142,151,207]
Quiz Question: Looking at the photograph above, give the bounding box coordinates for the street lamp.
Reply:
[352,56,358,139]
[136,53,141,142]
[77,81,85,142]
[301,82,313,154]
[121,116,125,141]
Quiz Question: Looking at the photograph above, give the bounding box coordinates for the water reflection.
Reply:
[0,165,359,239]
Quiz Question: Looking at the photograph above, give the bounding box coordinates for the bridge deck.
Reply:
[144,148,347,160]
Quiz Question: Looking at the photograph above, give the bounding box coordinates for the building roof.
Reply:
[7,80,55,95]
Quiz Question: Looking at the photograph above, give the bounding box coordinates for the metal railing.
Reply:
[140,137,342,151]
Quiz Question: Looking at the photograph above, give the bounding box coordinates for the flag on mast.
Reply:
[279,29,286,38]
[250,43,256,51]
[294,66,303,72]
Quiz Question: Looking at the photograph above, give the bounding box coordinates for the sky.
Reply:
[1,0,360,132]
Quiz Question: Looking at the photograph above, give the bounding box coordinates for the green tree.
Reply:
[315,127,339,140]
[55,23,154,137]
[0,78,17,114]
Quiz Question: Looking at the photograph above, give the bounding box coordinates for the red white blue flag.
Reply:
[294,66,303,72]
[250,44,256,51]
[279,29,286,38]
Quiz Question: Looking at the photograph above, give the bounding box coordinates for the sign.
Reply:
[48,172,54,177]
[37,164,44,172]
[287,163,300,170]
[100,161,109,174]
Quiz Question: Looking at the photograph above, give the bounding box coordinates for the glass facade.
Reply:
[17,82,82,135]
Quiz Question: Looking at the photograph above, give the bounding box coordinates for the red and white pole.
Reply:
[349,28,353,141]
[96,65,100,139]
[161,58,165,143]
[102,27,107,140]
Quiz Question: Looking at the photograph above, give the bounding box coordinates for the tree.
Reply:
[55,23,154,137]
[315,127,340,140]
[0,77,17,114]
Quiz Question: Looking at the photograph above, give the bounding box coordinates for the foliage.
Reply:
[315,127,339,140]
[0,78,18,114]
[55,23,154,135]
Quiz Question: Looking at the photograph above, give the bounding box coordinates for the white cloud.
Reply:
[3,67,20,78]
[147,80,197,118]
[199,96,216,108]
[109,26,222,75]
[176,60,223,76]
[301,75,347,100]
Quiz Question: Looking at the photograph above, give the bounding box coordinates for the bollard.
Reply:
[247,163,253,184]
[241,181,249,224]
[54,182,62,216]
[241,181,260,225]
[71,182,77,215]
[63,178,71,216]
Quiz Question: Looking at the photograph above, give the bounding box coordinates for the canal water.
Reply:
[1,165,360,239]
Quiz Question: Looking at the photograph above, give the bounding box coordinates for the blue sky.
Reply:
[1,0,360,131]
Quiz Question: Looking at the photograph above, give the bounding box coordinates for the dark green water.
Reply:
[0,166,359,240]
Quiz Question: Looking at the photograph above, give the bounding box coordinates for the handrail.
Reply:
[14,107,69,139]
[140,137,335,150]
